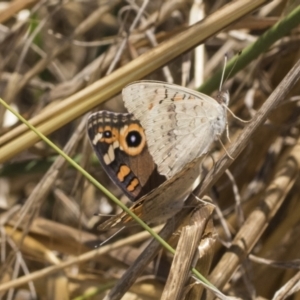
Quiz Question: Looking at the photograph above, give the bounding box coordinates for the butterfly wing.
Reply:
[87,111,165,201]
[123,81,227,179]
[97,157,203,230]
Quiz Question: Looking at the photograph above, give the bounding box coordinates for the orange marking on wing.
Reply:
[127,178,139,192]
[174,94,184,101]
[97,126,119,144]
[117,165,131,182]
[120,123,146,156]
[148,103,154,110]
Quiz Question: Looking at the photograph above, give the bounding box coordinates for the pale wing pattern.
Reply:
[122,81,227,179]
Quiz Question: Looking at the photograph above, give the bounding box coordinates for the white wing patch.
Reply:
[103,145,115,165]
[92,132,103,145]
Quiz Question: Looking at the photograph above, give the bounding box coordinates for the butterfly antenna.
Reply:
[220,52,251,123]
[225,51,242,84]
[97,226,126,247]
[219,53,228,92]
[96,213,116,217]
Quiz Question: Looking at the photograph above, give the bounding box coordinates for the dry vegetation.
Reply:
[0,0,300,299]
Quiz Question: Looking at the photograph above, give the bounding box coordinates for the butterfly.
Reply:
[87,81,229,229]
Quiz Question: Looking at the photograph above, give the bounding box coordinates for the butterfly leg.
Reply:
[218,137,234,160]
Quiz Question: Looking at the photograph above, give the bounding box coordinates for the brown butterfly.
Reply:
[87,81,228,229]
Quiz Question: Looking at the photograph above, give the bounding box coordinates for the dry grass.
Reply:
[0,0,300,299]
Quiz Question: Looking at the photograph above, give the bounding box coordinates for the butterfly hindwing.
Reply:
[87,111,165,201]
[97,157,203,230]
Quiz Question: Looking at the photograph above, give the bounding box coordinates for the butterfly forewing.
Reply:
[122,81,227,179]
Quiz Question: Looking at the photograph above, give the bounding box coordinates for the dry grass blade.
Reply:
[161,206,214,300]
[0,227,160,292]
[207,136,300,297]
[249,254,300,270]
[10,115,88,235]
[0,0,38,24]
[185,205,216,299]
[272,271,300,300]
